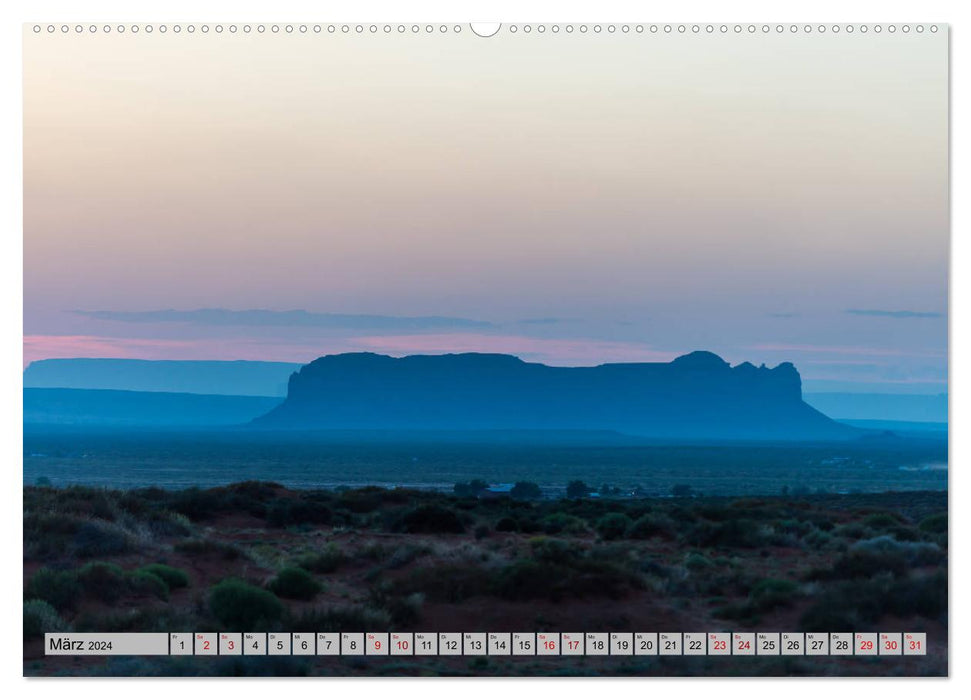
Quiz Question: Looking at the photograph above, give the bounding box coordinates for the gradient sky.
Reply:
[23,26,948,393]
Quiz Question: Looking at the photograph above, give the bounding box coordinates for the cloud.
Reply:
[516,318,567,325]
[748,343,945,358]
[71,308,494,331]
[845,309,943,319]
[767,312,800,319]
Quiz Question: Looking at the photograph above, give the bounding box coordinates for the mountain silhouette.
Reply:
[252,351,857,440]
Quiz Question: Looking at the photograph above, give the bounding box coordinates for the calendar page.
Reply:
[22,22,948,677]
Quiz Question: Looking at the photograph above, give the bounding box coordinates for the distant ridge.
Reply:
[23,358,299,397]
[252,351,857,441]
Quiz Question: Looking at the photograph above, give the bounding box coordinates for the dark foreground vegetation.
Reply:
[24,483,947,676]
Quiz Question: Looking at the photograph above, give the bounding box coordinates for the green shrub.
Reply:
[77,561,128,603]
[595,513,633,541]
[268,567,322,601]
[26,568,81,612]
[73,520,136,557]
[127,571,169,600]
[529,537,579,565]
[748,578,799,612]
[627,513,673,540]
[394,504,464,534]
[23,599,68,640]
[298,544,346,574]
[138,564,190,589]
[684,553,713,571]
[397,563,491,603]
[919,513,947,535]
[209,579,284,630]
[510,482,542,500]
[540,512,588,535]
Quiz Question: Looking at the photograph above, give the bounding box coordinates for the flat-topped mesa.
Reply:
[254,351,851,440]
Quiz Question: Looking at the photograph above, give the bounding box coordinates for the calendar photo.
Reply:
[22,22,948,677]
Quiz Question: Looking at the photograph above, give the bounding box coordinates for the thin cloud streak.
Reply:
[845,309,943,319]
[72,308,494,331]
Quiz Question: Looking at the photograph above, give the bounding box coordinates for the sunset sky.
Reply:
[23,26,948,393]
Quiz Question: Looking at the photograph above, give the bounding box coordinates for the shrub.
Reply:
[398,563,491,603]
[510,482,542,500]
[595,513,633,541]
[529,537,579,565]
[26,568,81,612]
[298,544,346,574]
[540,512,588,535]
[684,553,713,571]
[77,561,128,603]
[627,513,673,540]
[127,571,169,600]
[919,513,947,535]
[73,520,135,557]
[137,564,190,589]
[209,579,284,631]
[800,568,946,633]
[683,519,770,549]
[748,578,799,612]
[453,480,489,498]
[23,599,67,640]
[268,567,322,601]
[566,480,591,499]
[394,504,464,534]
